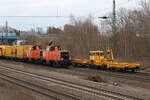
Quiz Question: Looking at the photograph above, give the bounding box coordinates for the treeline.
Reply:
[58,17,109,58]
[58,0,150,60]
[101,0,150,59]
[23,1,149,60]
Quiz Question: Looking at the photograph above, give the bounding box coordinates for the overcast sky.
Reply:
[0,0,140,31]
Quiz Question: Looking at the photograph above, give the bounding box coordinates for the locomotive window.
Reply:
[39,46,42,50]
[96,53,99,56]
[100,53,104,56]
[50,47,54,51]
[32,46,36,50]
[89,53,95,56]
[61,52,69,60]
[46,48,49,51]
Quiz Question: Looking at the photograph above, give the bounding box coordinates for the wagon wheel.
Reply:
[131,69,135,72]
[106,65,110,69]
[103,64,108,70]
[72,63,77,67]
[54,62,60,68]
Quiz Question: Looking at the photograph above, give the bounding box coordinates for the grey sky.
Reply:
[0,0,140,31]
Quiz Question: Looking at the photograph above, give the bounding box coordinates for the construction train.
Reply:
[0,42,141,72]
[72,49,140,72]
[0,42,72,67]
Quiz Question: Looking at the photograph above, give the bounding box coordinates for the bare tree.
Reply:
[36,27,43,34]
[58,16,108,58]
[100,0,150,60]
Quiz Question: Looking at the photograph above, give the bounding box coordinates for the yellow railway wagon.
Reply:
[16,45,32,59]
[0,48,2,56]
[0,45,7,57]
[72,59,89,66]
[5,46,17,58]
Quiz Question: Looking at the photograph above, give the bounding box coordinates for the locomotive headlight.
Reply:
[125,64,128,67]
[61,58,64,60]
[69,57,72,60]
[43,52,45,57]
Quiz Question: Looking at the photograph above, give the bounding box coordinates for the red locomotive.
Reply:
[27,45,43,63]
[26,41,72,66]
[43,42,72,66]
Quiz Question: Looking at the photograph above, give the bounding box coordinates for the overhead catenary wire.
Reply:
[0,0,135,18]
[0,16,64,18]
[0,0,138,31]
[87,0,136,16]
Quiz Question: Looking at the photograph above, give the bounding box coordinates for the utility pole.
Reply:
[112,0,116,35]
[2,31,3,45]
[112,0,117,55]
[5,20,8,45]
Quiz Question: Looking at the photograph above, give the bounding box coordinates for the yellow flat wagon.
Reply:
[72,59,89,66]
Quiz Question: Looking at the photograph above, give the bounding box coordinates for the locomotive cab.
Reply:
[43,45,71,66]
[60,51,70,61]
[89,51,104,65]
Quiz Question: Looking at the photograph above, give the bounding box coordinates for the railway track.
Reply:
[0,73,79,100]
[0,64,145,100]
[3,59,150,83]
[1,59,150,83]
[72,67,150,83]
